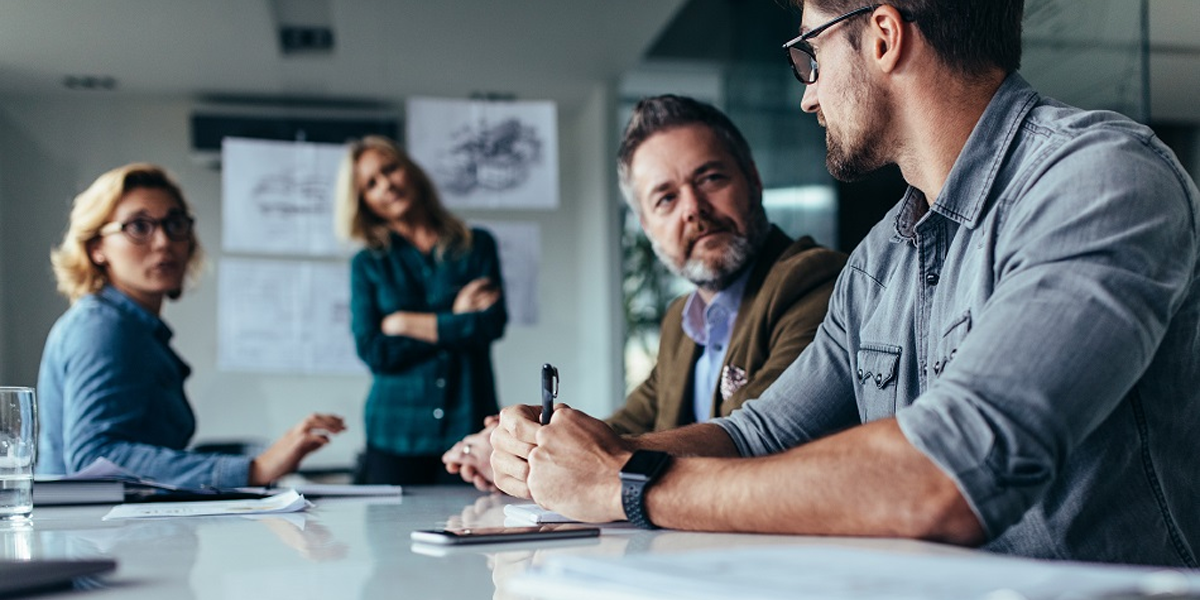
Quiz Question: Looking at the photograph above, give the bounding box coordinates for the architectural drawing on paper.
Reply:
[248,171,333,217]
[436,118,543,195]
[406,97,559,209]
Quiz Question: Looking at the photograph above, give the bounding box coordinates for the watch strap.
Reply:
[622,478,659,530]
[619,450,671,530]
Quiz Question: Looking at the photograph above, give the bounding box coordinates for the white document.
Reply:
[102,490,311,520]
[502,504,636,532]
[217,257,363,374]
[221,137,351,256]
[507,545,1200,600]
[407,97,559,209]
[503,503,575,524]
[471,221,540,326]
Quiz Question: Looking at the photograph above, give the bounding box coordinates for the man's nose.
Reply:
[800,82,819,114]
[680,187,711,222]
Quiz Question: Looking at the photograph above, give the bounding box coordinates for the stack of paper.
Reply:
[32,478,126,506]
[35,458,270,505]
[506,545,1200,600]
[102,490,311,520]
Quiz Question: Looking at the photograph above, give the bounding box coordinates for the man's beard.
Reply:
[651,206,770,292]
[823,58,890,182]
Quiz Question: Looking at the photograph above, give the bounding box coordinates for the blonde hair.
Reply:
[50,163,204,303]
[334,135,471,256]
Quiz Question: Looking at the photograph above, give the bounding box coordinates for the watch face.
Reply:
[621,450,670,481]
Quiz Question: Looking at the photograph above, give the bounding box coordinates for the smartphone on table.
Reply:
[410,524,600,546]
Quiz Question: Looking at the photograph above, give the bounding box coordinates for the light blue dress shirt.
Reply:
[36,286,250,487]
[715,74,1200,566]
[681,268,751,423]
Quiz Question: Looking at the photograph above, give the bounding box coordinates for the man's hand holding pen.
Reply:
[491,405,632,523]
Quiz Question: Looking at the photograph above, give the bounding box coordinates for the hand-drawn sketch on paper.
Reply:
[407,97,559,209]
[222,137,351,256]
[217,257,364,375]
[473,221,540,326]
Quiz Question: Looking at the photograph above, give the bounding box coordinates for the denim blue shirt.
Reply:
[36,286,251,487]
[681,267,751,423]
[716,74,1200,566]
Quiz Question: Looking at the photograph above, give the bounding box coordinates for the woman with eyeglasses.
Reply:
[335,136,507,485]
[36,163,345,487]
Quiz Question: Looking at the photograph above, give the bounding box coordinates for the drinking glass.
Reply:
[0,387,37,521]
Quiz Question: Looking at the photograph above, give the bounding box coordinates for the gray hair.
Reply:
[616,95,759,215]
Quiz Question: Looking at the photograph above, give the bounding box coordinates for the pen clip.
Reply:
[551,368,559,399]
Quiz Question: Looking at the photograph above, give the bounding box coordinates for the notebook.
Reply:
[32,478,126,506]
[502,504,635,531]
[0,559,117,598]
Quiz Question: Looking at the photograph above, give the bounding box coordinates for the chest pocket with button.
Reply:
[931,311,971,380]
[856,343,902,422]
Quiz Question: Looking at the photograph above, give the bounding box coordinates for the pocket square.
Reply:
[720,364,748,402]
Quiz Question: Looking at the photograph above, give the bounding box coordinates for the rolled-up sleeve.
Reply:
[350,252,441,372]
[897,129,1197,538]
[436,231,508,348]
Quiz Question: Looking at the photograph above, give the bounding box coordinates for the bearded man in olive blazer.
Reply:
[443,95,846,489]
[605,95,845,434]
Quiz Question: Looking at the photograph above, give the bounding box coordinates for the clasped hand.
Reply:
[443,416,500,492]
[489,404,631,523]
[453,277,500,314]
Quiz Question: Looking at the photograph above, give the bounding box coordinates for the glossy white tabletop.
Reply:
[0,485,970,599]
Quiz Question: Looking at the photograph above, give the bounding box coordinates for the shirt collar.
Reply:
[681,264,753,346]
[98,285,174,344]
[893,72,1041,238]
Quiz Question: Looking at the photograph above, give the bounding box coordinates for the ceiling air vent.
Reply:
[279,26,334,55]
[63,75,117,91]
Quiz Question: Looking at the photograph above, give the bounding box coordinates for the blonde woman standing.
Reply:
[336,137,507,485]
[37,163,344,487]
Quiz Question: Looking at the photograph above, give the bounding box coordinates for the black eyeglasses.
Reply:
[99,213,194,243]
[783,5,878,84]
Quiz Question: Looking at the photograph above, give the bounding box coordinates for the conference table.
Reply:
[0,485,987,599]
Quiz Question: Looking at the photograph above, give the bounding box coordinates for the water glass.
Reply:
[0,387,37,521]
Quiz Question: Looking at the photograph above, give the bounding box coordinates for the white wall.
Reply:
[0,89,624,469]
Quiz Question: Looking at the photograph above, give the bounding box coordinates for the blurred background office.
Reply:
[1,0,1197,473]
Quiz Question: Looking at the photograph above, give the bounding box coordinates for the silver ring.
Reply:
[462,443,472,455]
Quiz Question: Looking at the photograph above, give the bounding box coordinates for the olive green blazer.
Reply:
[606,226,847,435]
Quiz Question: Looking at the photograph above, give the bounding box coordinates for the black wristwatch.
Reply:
[619,450,672,530]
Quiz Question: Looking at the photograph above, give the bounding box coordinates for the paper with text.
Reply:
[102,490,311,520]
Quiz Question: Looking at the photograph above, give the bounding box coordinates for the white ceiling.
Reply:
[0,0,1196,122]
[0,0,687,109]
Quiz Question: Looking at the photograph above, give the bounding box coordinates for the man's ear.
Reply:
[869,5,907,74]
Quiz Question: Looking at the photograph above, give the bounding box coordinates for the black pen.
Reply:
[541,363,558,425]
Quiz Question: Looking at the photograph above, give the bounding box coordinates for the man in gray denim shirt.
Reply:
[491,0,1200,566]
